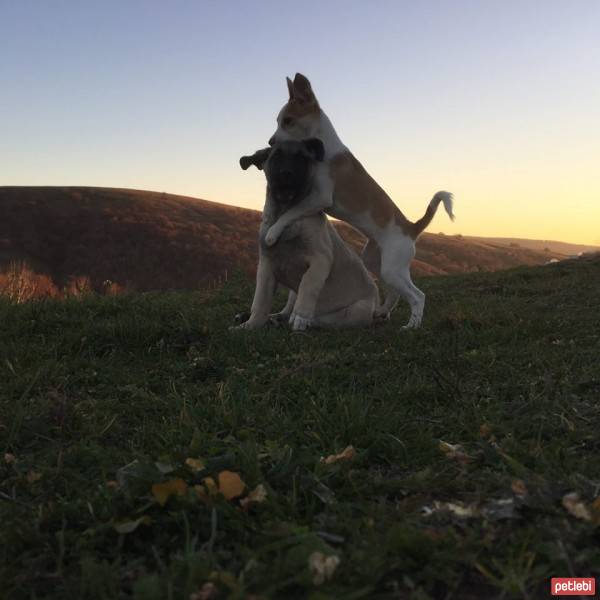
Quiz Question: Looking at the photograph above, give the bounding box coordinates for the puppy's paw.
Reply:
[373,308,391,321]
[291,314,312,331]
[234,311,250,325]
[264,225,281,247]
[269,312,289,326]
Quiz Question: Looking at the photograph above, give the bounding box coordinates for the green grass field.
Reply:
[1,258,599,599]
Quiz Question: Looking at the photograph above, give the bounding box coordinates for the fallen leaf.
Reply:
[4,453,16,464]
[217,471,245,500]
[189,582,218,600]
[422,501,478,518]
[439,440,472,464]
[106,480,119,489]
[308,551,340,585]
[482,498,517,521]
[240,484,267,509]
[155,461,175,474]
[511,479,527,497]
[185,457,206,472]
[322,446,356,465]
[591,497,600,524]
[114,516,151,534]
[562,492,591,521]
[26,471,42,484]
[152,478,188,506]
[479,423,492,438]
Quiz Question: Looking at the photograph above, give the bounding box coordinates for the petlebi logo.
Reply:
[550,577,595,596]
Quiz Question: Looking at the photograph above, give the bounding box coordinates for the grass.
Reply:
[1,259,599,599]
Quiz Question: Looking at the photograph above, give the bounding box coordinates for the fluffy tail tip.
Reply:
[434,190,455,221]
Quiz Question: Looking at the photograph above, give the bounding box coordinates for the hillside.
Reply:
[0,186,567,294]
[465,235,599,256]
[1,257,599,599]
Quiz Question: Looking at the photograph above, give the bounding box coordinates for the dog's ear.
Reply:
[303,138,325,162]
[293,73,317,105]
[239,147,272,171]
[286,76,294,100]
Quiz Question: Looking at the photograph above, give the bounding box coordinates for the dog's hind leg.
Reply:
[361,239,381,276]
[314,297,375,328]
[379,234,425,328]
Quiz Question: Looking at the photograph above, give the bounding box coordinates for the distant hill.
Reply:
[0,186,568,295]
[465,235,599,256]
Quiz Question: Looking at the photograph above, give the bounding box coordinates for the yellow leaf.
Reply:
[322,445,356,465]
[185,457,205,472]
[26,471,42,483]
[152,478,188,506]
[511,479,527,497]
[562,492,591,521]
[217,471,245,500]
[195,477,218,502]
[240,484,268,509]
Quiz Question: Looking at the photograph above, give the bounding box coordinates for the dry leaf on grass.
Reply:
[195,472,245,502]
[189,581,218,600]
[308,551,340,585]
[114,516,151,534]
[562,492,591,521]
[511,479,527,497]
[240,484,267,509]
[185,457,205,472]
[217,471,245,500]
[26,471,42,484]
[479,423,492,438]
[4,453,16,464]
[322,446,356,465]
[152,478,188,506]
[439,440,472,464]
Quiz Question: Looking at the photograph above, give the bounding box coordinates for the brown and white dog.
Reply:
[266,73,455,328]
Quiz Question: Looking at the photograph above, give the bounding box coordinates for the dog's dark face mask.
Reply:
[240,138,325,206]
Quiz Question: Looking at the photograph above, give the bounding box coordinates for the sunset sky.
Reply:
[2,1,599,245]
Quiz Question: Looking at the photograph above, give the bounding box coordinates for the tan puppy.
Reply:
[234,138,379,331]
[266,73,455,328]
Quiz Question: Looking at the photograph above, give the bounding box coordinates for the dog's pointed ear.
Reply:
[286,76,294,99]
[293,73,317,105]
[303,138,325,162]
[240,147,272,171]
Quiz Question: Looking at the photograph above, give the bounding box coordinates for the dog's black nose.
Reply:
[268,136,276,146]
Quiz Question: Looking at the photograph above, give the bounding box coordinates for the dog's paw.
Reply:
[269,312,289,326]
[373,308,391,321]
[290,314,312,331]
[264,225,281,247]
[402,315,422,329]
[234,311,250,325]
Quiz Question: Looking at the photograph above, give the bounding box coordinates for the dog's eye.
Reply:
[282,117,294,127]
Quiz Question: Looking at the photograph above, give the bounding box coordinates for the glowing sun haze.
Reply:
[2,0,599,245]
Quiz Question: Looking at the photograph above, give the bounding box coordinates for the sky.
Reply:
[1,0,599,245]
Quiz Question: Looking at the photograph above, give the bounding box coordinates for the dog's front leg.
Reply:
[234,258,276,330]
[265,177,333,247]
[270,290,296,325]
[289,256,332,331]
